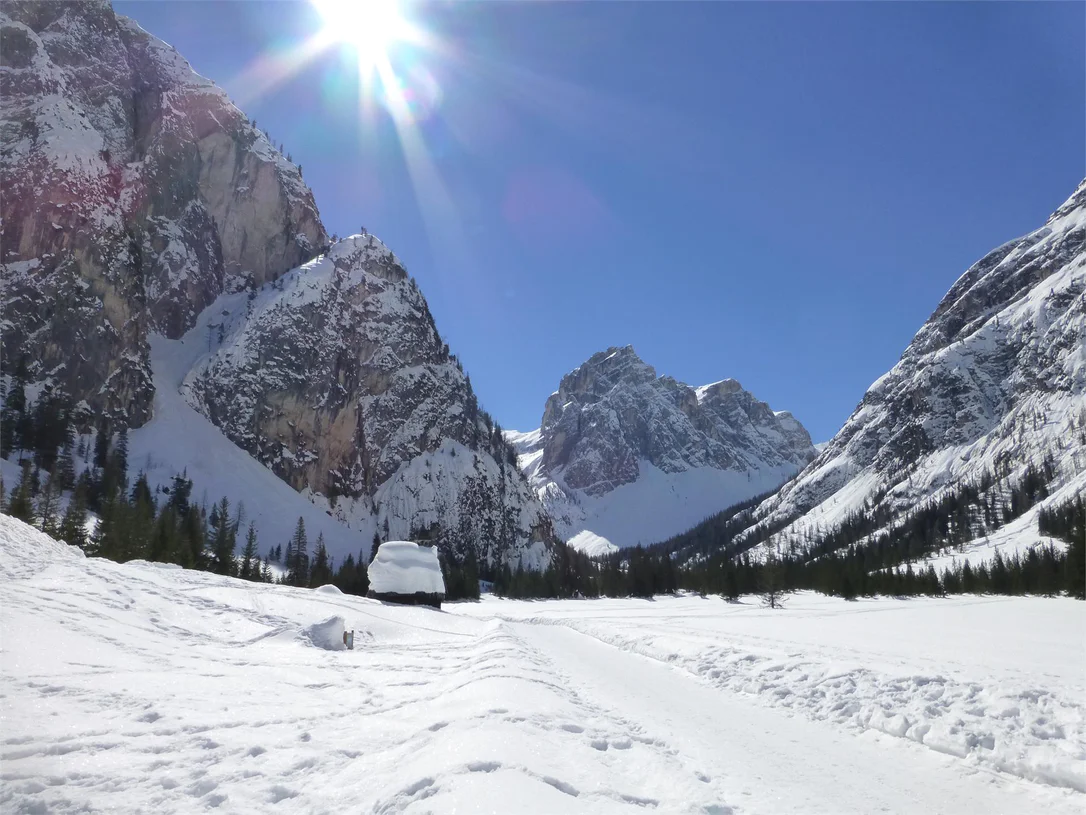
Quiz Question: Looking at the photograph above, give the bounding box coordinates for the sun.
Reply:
[313,0,418,74]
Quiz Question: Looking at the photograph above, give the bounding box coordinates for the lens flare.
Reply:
[312,0,420,76]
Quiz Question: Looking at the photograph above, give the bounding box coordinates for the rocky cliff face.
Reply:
[179,235,555,568]
[509,346,816,548]
[0,0,326,423]
[1,1,555,569]
[738,179,1086,551]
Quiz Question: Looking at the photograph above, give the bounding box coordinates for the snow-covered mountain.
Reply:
[177,235,555,567]
[508,346,816,550]
[737,179,1086,554]
[1,0,325,423]
[1,0,555,567]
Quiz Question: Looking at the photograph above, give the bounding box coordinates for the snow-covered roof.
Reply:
[368,541,446,596]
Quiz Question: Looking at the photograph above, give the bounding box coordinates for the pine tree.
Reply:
[150,505,180,563]
[289,517,309,586]
[209,496,235,576]
[283,539,295,581]
[93,421,111,470]
[759,542,787,609]
[56,429,76,490]
[6,462,36,524]
[36,470,60,537]
[1,356,28,456]
[58,484,89,549]
[239,524,259,580]
[310,532,331,587]
[370,530,381,564]
[127,472,156,561]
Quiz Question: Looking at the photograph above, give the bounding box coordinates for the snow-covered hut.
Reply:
[367,541,446,609]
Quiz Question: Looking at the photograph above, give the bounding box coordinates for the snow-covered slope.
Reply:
[171,235,554,568]
[509,346,816,550]
[3,514,1081,814]
[738,179,1086,557]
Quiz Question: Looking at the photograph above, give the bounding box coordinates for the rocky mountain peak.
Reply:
[514,348,816,549]
[180,231,556,567]
[1,0,326,423]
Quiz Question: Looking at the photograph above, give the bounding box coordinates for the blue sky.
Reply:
[116,1,1084,442]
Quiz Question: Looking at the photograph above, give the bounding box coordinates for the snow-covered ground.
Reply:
[2,514,1083,814]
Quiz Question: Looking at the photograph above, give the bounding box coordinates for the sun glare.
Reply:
[313,0,417,74]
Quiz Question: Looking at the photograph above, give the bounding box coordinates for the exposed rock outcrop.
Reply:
[181,236,555,568]
[509,346,816,548]
[0,0,326,423]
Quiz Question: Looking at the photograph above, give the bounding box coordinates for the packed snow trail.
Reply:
[1,515,1083,814]
[509,622,1076,815]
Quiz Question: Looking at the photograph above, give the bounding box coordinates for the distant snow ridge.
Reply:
[508,346,816,550]
[738,178,1086,556]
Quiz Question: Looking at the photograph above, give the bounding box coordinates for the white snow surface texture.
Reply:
[2,514,1083,814]
[368,541,446,596]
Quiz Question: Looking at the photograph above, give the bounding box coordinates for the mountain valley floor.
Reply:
[1,514,1082,814]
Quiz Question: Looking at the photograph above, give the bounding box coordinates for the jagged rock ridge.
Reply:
[736,179,1086,553]
[509,346,816,549]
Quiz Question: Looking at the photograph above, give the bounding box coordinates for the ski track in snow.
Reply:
[2,515,1083,814]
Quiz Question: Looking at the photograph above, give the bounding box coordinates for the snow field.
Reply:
[465,593,1086,796]
[2,514,1083,814]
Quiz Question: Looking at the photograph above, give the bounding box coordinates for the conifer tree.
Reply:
[239,524,259,580]
[6,462,36,524]
[36,470,60,537]
[289,517,309,586]
[0,356,28,456]
[209,496,236,576]
[150,505,180,563]
[58,484,89,549]
[283,539,295,581]
[56,430,76,490]
[310,532,331,587]
[759,542,787,609]
[127,472,156,561]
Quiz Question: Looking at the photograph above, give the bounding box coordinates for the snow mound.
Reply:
[368,541,446,596]
[315,584,343,595]
[302,616,346,651]
[0,514,84,579]
[566,530,618,558]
